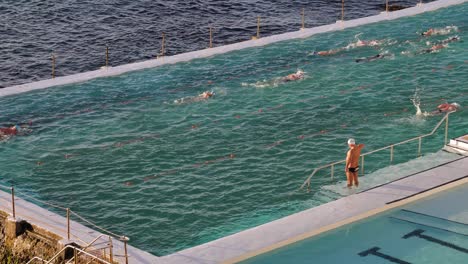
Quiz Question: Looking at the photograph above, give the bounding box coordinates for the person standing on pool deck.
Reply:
[345,138,365,188]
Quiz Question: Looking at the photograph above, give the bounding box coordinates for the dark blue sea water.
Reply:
[0,0,435,88]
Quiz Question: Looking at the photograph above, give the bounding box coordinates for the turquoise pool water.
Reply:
[0,3,467,256]
[242,182,468,264]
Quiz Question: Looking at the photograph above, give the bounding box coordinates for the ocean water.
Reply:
[0,0,436,88]
[0,2,467,256]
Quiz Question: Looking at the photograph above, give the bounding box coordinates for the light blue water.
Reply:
[242,183,468,264]
[0,3,467,256]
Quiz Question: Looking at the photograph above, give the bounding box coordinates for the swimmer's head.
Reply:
[296,70,304,75]
[348,138,356,145]
[451,102,461,108]
[15,125,20,131]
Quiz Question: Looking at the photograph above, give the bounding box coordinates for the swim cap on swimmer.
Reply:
[15,125,20,131]
[452,103,461,108]
[348,138,356,145]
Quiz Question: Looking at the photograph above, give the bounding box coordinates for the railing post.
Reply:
[390,145,394,163]
[10,186,15,218]
[109,236,114,263]
[341,0,345,21]
[120,236,129,264]
[209,27,213,48]
[74,247,78,264]
[361,155,365,176]
[444,114,449,145]
[301,8,305,30]
[51,54,56,79]
[331,164,334,180]
[418,136,422,157]
[386,0,389,13]
[257,16,261,39]
[67,208,70,240]
[158,32,165,58]
[105,45,109,67]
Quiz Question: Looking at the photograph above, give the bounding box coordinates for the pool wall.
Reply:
[1,0,466,98]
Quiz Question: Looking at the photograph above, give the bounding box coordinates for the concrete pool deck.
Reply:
[162,155,468,264]
[0,0,467,98]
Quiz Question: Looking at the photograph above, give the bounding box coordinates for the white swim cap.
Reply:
[297,70,304,75]
[348,138,356,145]
[452,102,461,108]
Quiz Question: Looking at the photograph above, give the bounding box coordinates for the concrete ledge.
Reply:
[0,0,466,98]
[162,157,468,264]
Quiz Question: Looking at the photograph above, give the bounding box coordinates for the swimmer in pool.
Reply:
[174,91,215,104]
[421,43,447,54]
[421,26,458,36]
[439,35,460,45]
[199,91,214,99]
[282,70,304,82]
[437,102,460,113]
[355,53,386,63]
[312,49,342,56]
[0,125,20,141]
[0,125,19,136]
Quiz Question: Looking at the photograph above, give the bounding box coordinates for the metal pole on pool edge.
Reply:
[301,8,305,30]
[11,186,15,218]
[257,16,260,39]
[341,0,345,21]
[106,45,109,67]
[120,236,130,264]
[209,27,213,48]
[52,54,56,79]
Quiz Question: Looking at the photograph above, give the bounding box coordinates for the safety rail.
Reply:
[26,244,112,264]
[33,0,427,79]
[0,184,130,264]
[300,112,451,192]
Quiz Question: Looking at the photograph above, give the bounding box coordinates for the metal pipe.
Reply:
[209,27,213,48]
[301,8,305,29]
[67,208,70,240]
[257,16,261,39]
[11,186,15,218]
[51,54,56,78]
[444,114,449,145]
[106,45,109,67]
[418,136,422,157]
[160,32,166,58]
[341,0,345,21]
[390,145,394,163]
[331,164,334,180]
[120,236,129,264]
[74,247,78,264]
[109,236,114,263]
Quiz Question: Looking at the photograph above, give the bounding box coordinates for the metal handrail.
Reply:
[300,112,451,191]
[66,234,114,264]
[26,244,112,264]
[0,185,128,263]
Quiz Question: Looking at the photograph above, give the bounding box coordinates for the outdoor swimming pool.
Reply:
[242,182,468,264]
[0,2,467,256]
